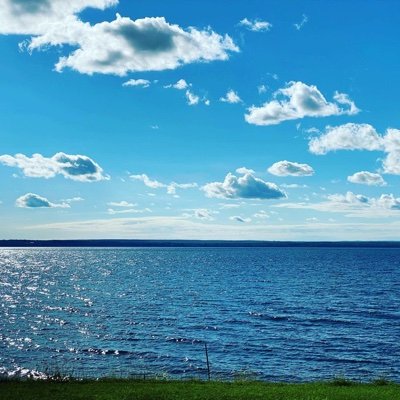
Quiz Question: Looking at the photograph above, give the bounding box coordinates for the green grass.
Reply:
[0,379,399,400]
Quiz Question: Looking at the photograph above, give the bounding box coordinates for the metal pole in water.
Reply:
[204,342,211,381]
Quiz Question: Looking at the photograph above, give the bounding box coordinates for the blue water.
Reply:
[0,247,399,381]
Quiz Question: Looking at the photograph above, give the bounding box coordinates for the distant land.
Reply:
[1,240,400,248]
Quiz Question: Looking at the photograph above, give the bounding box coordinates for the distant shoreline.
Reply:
[1,239,400,248]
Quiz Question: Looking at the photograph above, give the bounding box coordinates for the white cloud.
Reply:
[347,171,386,186]
[309,124,400,176]
[281,183,308,189]
[107,207,150,215]
[276,191,400,218]
[202,170,286,200]
[130,173,165,189]
[107,200,136,207]
[236,167,255,175]
[267,160,314,176]
[238,18,272,32]
[294,14,308,30]
[62,197,84,203]
[122,78,150,87]
[10,4,240,76]
[185,90,200,105]
[188,208,217,221]
[309,123,382,155]
[230,215,251,223]
[0,152,109,182]
[167,182,198,195]
[0,0,117,35]
[245,81,359,126]
[130,173,197,195]
[16,193,69,209]
[164,79,206,106]
[220,89,241,104]
[258,84,267,94]
[29,215,400,240]
[164,78,189,90]
[253,210,269,219]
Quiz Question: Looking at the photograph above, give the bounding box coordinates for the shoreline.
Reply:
[2,239,400,248]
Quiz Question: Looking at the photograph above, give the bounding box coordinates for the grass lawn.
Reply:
[0,379,399,400]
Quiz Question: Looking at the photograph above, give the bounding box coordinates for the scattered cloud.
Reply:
[62,197,85,203]
[185,90,200,105]
[267,160,314,176]
[309,123,400,175]
[107,207,150,215]
[258,84,267,94]
[238,18,272,32]
[107,200,136,207]
[253,210,269,219]
[183,208,218,221]
[281,183,308,189]
[245,81,359,126]
[0,152,109,182]
[230,215,251,223]
[122,78,150,87]
[16,193,69,209]
[202,170,286,200]
[347,171,386,186]
[276,191,400,218]
[220,89,242,104]
[165,78,207,106]
[130,173,197,195]
[164,78,189,90]
[294,14,308,30]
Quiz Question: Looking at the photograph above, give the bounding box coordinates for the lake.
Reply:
[0,247,399,381]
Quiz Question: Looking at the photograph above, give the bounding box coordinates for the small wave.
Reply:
[165,337,203,344]
[0,367,48,380]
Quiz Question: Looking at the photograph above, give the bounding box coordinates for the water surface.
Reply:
[0,247,399,381]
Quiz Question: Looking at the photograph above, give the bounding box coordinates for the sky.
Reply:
[1,0,400,240]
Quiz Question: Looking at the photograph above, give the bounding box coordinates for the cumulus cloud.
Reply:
[185,90,200,105]
[276,191,400,217]
[1,0,239,77]
[230,215,251,223]
[1,1,239,75]
[267,160,314,176]
[164,78,189,90]
[122,78,150,87]
[0,152,109,182]
[0,0,117,35]
[236,167,255,175]
[309,123,400,176]
[202,170,286,200]
[16,193,69,208]
[245,81,359,126]
[220,89,241,104]
[347,171,386,186]
[238,18,272,32]
[130,173,197,195]
[309,123,383,155]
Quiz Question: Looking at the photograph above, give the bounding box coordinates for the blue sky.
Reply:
[1,0,400,240]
